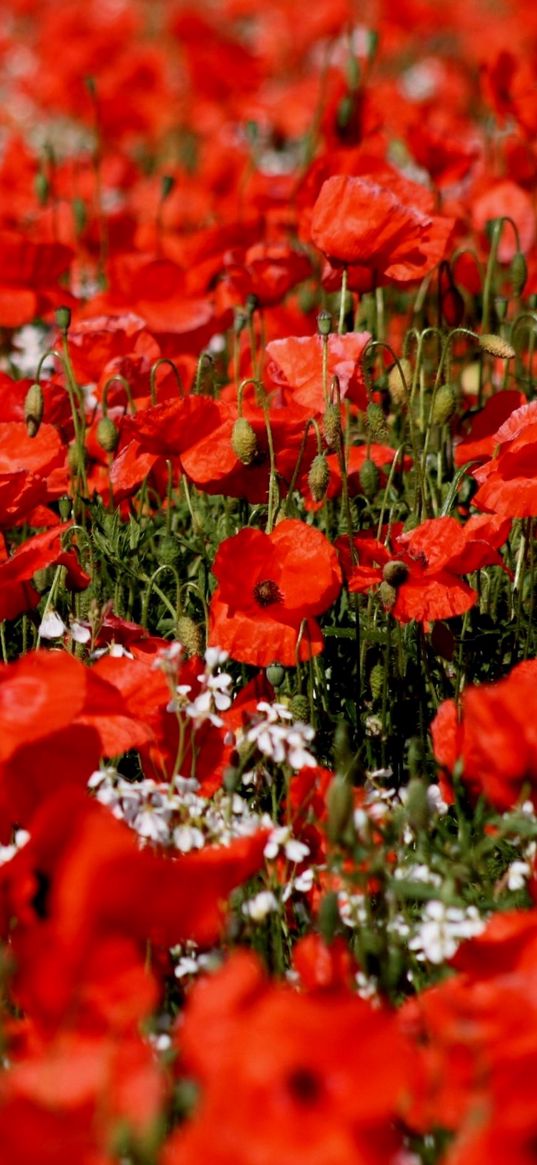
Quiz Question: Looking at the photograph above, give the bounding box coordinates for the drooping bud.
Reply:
[176,615,203,658]
[96,416,119,453]
[378,580,397,611]
[289,693,310,723]
[382,560,409,587]
[326,775,355,845]
[317,310,332,336]
[266,663,285,688]
[231,417,258,465]
[359,458,379,499]
[478,333,515,359]
[388,358,411,407]
[323,402,342,450]
[369,661,384,701]
[366,401,388,441]
[307,453,330,502]
[510,251,527,296]
[24,383,44,438]
[431,383,457,426]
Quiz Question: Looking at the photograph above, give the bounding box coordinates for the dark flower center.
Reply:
[286,1066,323,1105]
[31,869,51,920]
[254,579,283,607]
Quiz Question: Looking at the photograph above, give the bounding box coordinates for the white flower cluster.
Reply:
[157,645,233,729]
[243,701,317,771]
[408,900,485,964]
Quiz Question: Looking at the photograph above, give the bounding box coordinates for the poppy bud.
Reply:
[266,663,285,687]
[317,310,332,336]
[58,496,72,521]
[388,358,411,407]
[289,693,310,723]
[231,417,258,465]
[366,402,388,441]
[510,251,527,296]
[359,458,379,498]
[24,382,44,438]
[307,454,330,502]
[318,891,341,943]
[494,295,508,322]
[404,777,429,832]
[34,171,49,206]
[378,580,397,611]
[233,308,248,335]
[327,775,354,845]
[96,416,119,453]
[369,661,384,701]
[176,615,203,658]
[55,305,71,333]
[323,403,342,450]
[478,333,515,359]
[431,383,457,426]
[382,559,409,587]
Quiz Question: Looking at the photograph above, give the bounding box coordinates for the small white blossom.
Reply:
[506,861,531,891]
[38,610,66,639]
[408,901,485,964]
[242,890,278,922]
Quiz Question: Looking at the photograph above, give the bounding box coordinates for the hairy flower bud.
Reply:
[378,580,397,611]
[366,402,388,441]
[388,358,411,407]
[231,417,258,465]
[289,693,310,723]
[307,453,330,502]
[96,416,119,453]
[369,661,384,701]
[359,458,379,498]
[478,333,515,359]
[176,615,203,658]
[431,383,457,426]
[510,251,527,296]
[323,402,342,450]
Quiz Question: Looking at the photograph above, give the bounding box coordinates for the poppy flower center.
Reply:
[254,579,283,607]
[31,868,51,920]
[286,1066,322,1105]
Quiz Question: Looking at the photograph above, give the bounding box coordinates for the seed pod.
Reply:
[323,402,342,450]
[388,358,411,407]
[369,661,384,701]
[96,416,119,453]
[359,458,379,499]
[289,693,310,723]
[266,663,285,688]
[231,417,258,465]
[382,559,409,587]
[176,615,203,658]
[378,580,397,611]
[24,383,44,438]
[510,251,527,296]
[307,453,330,502]
[431,383,457,426]
[58,496,71,521]
[317,310,332,336]
[326,775,354,845]
[478,333,515,359]
[366,402,388,441]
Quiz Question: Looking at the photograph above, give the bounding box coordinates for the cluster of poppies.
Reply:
[0,0,537,1162]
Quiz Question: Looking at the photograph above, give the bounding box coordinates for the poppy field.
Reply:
[2,0,537,1161]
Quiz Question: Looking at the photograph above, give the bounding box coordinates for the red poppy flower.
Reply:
[310,174,454,287]
[163,949,411,1165]
[454,390,525,468]
[0,231,73,327]
[266,332,371,414]
[209,519,342,666]
[473,400,537,517]
[431,659,537,809]
[0,522,90,624]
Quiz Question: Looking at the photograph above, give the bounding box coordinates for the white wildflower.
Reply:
[242,890,278,922]
[408,901,485,964]
[38,610,66,639]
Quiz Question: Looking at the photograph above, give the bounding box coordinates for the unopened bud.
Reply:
[307,453,330,502]
[359,458,379,498]
[323,402,342,450]
[317,310,332,336]
[176,615,203,658]
[478,333,515,359]
[326,775,354,845]
[369,661,384,701]
[388,358,411,407]
[58,496,72,521]
[289,693,310,723]
[366,402,388,441]
[378,580,397,611]
[24,383,44,438]
[55,305,71,334]
[231,417,258,465]
[510,251,527,296]
[431,383,457,425]
[96,416,119,453]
